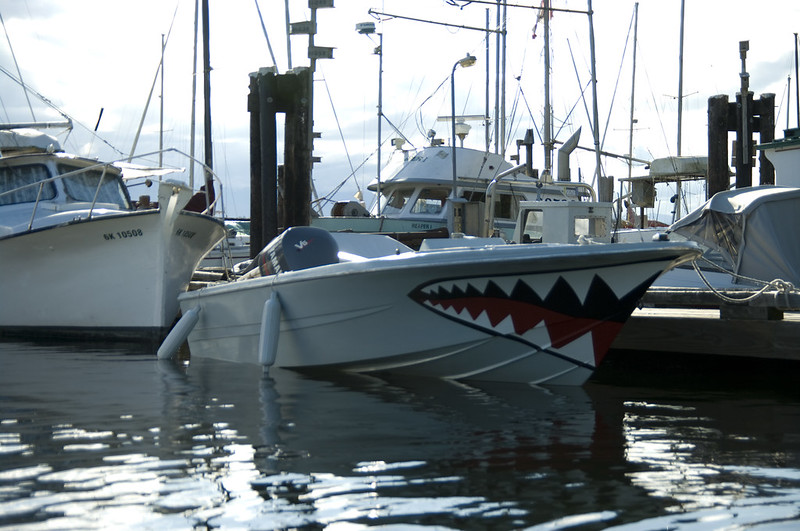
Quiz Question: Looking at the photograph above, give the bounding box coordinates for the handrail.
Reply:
[482,163,526,237]
[87,166,109,220]
[27,182,45,231]
[481,166,598,237]
[2,147,224,230]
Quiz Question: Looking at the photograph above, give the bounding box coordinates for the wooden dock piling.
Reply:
[707,91,775,196]
[248,67,312,255]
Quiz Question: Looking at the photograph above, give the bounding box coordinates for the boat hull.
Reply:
[0,210,225,343]
[180,241,699,385]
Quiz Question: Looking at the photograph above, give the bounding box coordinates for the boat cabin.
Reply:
[758,127,800,187]
[0,130,134,235]
[316,145,591,241]
[513,200,612,244]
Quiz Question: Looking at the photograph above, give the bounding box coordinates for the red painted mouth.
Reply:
[409,272,657,367]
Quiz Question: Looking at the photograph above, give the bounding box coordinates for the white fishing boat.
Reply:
[313,138,594,242]
[0,129,226,343]
[169,226,699,385]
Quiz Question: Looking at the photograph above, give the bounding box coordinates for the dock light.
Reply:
[450,53,477,233]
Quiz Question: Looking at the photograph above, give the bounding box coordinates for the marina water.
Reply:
[1,340,799,529]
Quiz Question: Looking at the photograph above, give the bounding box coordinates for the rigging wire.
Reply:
[128,4,179,161]
[0,10,35,122]
[253,0,279,72]
[0,63,126,156]
[566,39,596,182]
[640,54,674,158]
[501,23,530,156]
[319,70,360,198]
[517,83,542,145]
[414,75,451,140]
[599,9,636,152]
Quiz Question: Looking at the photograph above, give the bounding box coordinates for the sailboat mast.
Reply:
[543,0,552,176]
[159,34,165,167]
[500,2,507,156]
[674,0,686,222]
[588,0,602,187]
[795,32,799,127]
[677,0,685,156]
[285,0,293,69]
[494,1,501,154]
[202,0,214,202]
[627,3,639,181]
[485,9,490,153]
[189,0,199,187]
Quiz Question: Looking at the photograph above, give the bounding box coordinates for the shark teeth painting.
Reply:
[409,268,660,370]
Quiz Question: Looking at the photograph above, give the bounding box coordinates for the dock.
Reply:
[612,287,800,362]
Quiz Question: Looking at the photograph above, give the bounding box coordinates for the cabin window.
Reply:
[382,188,414,215]
[0,164,56,206]
[574,215,608,240]
[521,209,544,243]
[411,188,448,215]
[494,194,519,220]
[58,164,131,209]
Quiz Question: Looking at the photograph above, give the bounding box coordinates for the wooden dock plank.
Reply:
[612,307,800,362]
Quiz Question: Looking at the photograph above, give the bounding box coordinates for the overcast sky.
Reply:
[1,1,798,218]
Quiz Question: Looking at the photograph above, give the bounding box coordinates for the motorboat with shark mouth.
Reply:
[170,227,699,385]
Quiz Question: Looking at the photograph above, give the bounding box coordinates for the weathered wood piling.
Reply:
[247,67,313,256]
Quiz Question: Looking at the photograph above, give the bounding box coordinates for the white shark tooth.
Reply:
[493,313,516,334]
[487,276,517,297]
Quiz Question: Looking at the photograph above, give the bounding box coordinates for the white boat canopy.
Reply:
[669,185,800,285]
[0,129,62,155]
[648,156,708,180]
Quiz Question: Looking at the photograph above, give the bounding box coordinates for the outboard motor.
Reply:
[241,226,339,279]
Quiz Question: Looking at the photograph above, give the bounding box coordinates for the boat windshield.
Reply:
[521,209,544,243]
[58,164,131,209]
[382,188,414,215]
[574,215,609,240]
[0,164,57,206]
[410,188,448,215]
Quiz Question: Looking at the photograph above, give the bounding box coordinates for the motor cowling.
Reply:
[242,226,339,279]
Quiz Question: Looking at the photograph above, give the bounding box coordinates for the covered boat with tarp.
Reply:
[668,186,800,286]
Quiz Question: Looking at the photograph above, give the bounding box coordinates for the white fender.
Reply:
[258,291,282,366]
[157,306,201,360]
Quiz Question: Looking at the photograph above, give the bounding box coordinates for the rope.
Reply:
[690,256,797,305]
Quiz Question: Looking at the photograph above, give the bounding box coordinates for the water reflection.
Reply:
[614,391,800,529]
[0,340,798,529]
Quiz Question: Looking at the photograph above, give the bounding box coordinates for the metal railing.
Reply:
[1,148,222,232]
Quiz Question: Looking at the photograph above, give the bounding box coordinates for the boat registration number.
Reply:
[104,229,144,240]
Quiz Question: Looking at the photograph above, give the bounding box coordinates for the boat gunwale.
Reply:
[179,241,701,301]
[0,207,224,243]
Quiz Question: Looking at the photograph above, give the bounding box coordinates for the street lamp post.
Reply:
[450,53,477,233]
